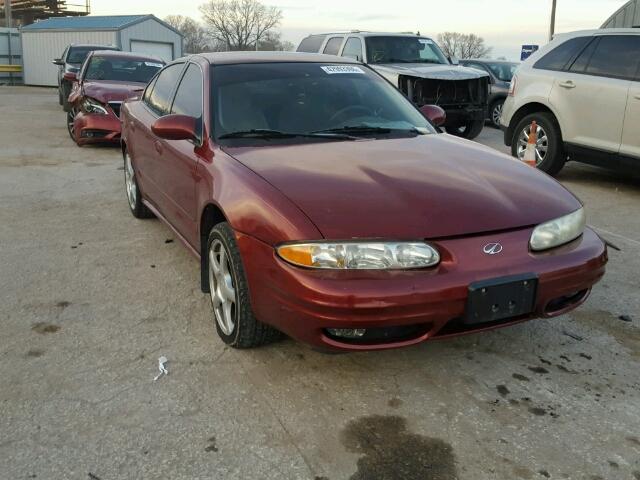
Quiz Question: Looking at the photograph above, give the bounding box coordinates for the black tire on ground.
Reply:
[207,222,281,348]
[58,88,63,106]
[446,118,485,139]
[123,150,155,219]
[62,83,72,112]
[66,110,78,144]
[489,99,505,129]
[511,112,565,176]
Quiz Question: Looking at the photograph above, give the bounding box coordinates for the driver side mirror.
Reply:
[419,105,446,127]
[152,114,198,141]
[52,58,64,66]
[63,72,77,82]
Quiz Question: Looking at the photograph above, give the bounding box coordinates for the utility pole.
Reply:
[549,0,557,41]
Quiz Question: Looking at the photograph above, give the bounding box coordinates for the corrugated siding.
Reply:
[0,28,22,83]
[21,30,117,86]
[602,0,639,28]
[119,19,182,61]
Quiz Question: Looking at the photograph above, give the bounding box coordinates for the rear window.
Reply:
[323,37,343,55]
[297,35,327,53]
[533,36,590,71]
[67,46,117,64]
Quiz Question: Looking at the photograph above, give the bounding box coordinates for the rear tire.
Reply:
[489,99,505,128]
[124,150,154,219]
[58,88,63,106]
[446,118,484,139]
[207,222,281,348]
[511,112,565,176]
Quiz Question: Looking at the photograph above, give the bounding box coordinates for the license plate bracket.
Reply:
[465,273,538,325]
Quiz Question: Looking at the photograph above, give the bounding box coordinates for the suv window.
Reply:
[534,36,591,71]
[323,37,343,55]
[297,35,327,53]
[147,63,184,115]
[342,37,363,61]
[581,35,640,81]
[171,64,203,119]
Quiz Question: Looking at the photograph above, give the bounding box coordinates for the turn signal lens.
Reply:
[277,242,440,270]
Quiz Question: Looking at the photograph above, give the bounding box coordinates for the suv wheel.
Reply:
[489,99,504,128]
[446,118,484,140]
[124,150,154,219]
[207,222,281,348]
[511,112,565,176]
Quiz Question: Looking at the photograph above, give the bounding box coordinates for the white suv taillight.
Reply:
[508,75,517,96]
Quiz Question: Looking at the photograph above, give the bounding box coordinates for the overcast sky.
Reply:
[91,0,628,60]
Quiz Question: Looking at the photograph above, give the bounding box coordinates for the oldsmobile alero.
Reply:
[120,52,607,351]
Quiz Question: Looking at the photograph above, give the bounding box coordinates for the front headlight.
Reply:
[82,97,108,115]
[277,241,440,269]
[529,207,586,251]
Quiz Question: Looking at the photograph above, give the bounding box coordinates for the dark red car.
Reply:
[67,50,164,145]
[120,52,607,352]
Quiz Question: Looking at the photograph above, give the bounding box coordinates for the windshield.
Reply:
[486,62,518,82]
[68,46,116,64]
[84,56,164,83]
[365,36,449,65]
[211,63,435,145]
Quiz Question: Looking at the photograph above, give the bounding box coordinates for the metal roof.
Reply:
[22,15,150,31]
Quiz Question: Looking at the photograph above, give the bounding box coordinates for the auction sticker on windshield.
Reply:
[321,65,365,74]
[145,62,164,68]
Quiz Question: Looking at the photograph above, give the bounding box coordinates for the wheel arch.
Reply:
[506,102,563,147]
[199,202,229,293]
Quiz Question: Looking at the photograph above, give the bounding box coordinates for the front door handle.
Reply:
[559,80,576,89]
[154,141,163,155]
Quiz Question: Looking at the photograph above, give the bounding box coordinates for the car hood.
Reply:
[82,80,145,103]
[371,63,490,80]
[223,135,581,240]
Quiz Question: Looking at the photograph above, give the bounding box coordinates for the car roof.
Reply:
[89,50,164,62]
[554,28,640,39]
[309,31,431,38]
[69,44,118,48]
[461,59,519,64]
[195,51,361,65]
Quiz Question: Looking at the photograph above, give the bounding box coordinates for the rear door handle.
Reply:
[558,81,576,89]
[154,141,163,154]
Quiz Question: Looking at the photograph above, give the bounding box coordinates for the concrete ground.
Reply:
[0,86,639,480]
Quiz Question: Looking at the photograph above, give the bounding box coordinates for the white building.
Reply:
[602,0,640,28]
[21,15,183,86]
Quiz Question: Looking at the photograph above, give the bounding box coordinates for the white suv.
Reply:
[501,29,640,175]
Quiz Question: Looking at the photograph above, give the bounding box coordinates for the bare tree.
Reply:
[165,15,212,53]
[257,31,294,51]
[199,0,282,51]
[437,32,492,59]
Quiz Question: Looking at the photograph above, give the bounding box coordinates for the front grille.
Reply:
[108,102,122,118]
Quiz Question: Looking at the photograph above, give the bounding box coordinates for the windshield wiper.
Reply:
[218,129,357,140]
[313,125,428,137]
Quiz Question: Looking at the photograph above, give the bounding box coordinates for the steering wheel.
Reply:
[329,105,375,124]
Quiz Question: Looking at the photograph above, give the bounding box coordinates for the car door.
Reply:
[134,63,185,214]
[619,36,640,161]
[155,62,205,247]
[549,35,634,153]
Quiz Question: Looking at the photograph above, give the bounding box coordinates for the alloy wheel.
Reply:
[66,110,76,141]
[124,152,137,210]
[208,239,237,336]
[491,103,503,126]
[516,123,548,166]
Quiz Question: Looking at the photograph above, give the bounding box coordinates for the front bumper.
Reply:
[441,105,486,128]
[73,111,121,146]
[236,227,607,351]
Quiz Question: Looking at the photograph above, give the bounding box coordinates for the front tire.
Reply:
[66,109,78,144]
[511,112,565,176]
[207,223,280,348]
[489,99,505,128]
[124,150,154,219]
[446,118,484,139]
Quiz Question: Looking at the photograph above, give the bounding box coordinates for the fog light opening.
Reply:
[326,328,366,339]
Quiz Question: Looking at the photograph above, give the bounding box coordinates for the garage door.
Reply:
[130,40,173,62]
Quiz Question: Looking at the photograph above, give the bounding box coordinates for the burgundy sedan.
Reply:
[67,50,164,145]
[120,52,607,352]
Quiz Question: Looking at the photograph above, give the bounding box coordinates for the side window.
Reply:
[582,36,640,80]
[568,38,599,74]
[342,37,363,61]
[297,35,327,53]
[171,64,203,119]
[147,63,184,115]
[323,37,344,56]
[534,36,591,71]
[61,46,69,62]
[143,75,159,104]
